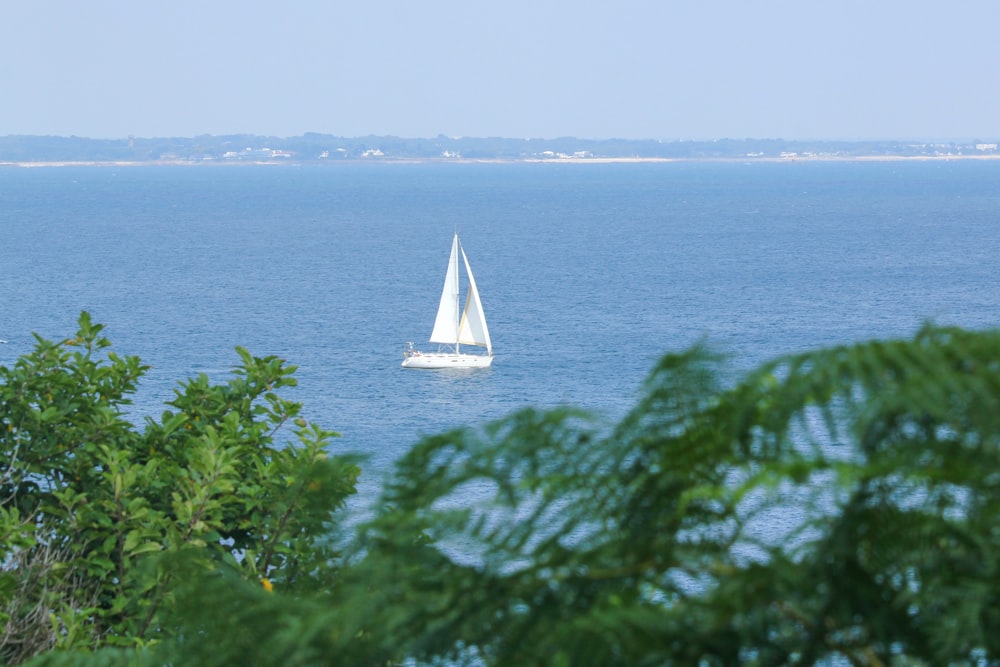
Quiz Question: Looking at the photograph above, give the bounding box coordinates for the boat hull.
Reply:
[401,353,493,369]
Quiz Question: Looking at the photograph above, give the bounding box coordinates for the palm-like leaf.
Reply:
[342,326,1000,665]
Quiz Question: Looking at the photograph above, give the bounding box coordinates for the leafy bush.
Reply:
[0,313,358,663]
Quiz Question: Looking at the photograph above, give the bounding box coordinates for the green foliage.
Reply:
[331,325,1000,666]
[16,322,1000,666]
[0,313,359,663]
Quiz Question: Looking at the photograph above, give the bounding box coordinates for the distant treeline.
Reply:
[0,132,996,162]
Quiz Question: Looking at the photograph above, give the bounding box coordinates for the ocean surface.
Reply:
[2,160,999,506]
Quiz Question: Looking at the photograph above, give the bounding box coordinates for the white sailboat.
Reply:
[402,233,493,369]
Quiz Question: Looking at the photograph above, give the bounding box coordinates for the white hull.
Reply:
[401,352,493,369]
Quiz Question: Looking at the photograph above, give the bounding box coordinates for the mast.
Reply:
[454,236,462,354]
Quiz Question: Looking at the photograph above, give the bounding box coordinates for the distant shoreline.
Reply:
[4,153,1000,168]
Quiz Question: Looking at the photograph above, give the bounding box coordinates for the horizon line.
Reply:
[3,133,998,144]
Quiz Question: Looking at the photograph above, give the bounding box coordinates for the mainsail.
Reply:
[428,235,461,345]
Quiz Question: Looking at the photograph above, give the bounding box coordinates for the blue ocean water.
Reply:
[2,160,999,503]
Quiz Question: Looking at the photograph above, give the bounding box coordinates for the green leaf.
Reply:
[130,541,163,556]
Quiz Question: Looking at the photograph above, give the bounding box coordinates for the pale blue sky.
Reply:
[2,0,997,140]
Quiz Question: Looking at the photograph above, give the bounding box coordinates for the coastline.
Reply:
[4,153,1000,168]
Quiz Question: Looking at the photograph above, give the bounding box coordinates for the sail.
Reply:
[457,245,492,354]
[428,234,461,344]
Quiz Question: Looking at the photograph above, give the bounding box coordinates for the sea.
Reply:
[2,159,999,508]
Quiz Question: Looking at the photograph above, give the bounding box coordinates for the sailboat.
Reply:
[402,233,493,369]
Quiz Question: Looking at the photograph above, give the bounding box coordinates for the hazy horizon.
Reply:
[3,1,998,142]
[4,132,999,144]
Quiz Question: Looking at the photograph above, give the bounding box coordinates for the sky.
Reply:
[2,0,998,141]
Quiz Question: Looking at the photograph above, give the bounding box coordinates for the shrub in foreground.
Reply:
[0,313,358,663]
